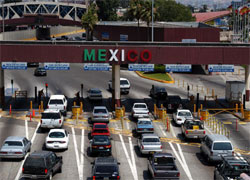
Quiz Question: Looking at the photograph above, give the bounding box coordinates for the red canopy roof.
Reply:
[193,10,231,23]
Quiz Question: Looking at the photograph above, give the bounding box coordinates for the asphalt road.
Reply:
[1,64,249,180]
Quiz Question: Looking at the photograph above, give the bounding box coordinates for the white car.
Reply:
[132,103,149,119]
[173,109,193,125]
[45,129,69,150]
[47,95,67,116]
[40,109,64,129]
[87,88,102,101]
[108,78,130,94]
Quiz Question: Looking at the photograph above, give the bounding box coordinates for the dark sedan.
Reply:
[89,135,112,156]
[150,85,168,100]
[34,67,47,76]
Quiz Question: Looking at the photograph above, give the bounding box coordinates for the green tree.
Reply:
[156,0,194,22]
[127,0,145,27]
[81,3,98,41]
[96,0,119,21]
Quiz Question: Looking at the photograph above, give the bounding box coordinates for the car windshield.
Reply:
[134,104,147,109]
[178,111,192,117]
[90,89,101,94]
[143,138,160,142]
[120,80,129,85]
[95,125,107,129]
[38,68,45,71]
[4,141,23,146]
[49,99,63,105]
[155,88,166,93]
[94,129,108,133]
[94,109,107,114]
[49,132,65,138]
[213,142,232,150]
[154,157,174,165]
[24,157,45,168]
[138,121,151,125]
[93,136,109,144]
[186,121,203,129]
[95,165,117,174]
[42,113,61,119]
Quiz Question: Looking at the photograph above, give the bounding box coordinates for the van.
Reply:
[200,134,234,163]
[40,109,64,129]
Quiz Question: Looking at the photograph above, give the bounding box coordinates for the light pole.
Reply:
[151,0,154,42]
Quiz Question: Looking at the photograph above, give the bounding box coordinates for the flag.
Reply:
[239,6,248,15]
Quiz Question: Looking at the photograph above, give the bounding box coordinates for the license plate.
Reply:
[99,147,104,149]
[149,151,155,154]
[193,136,198,138]
[54,145,59,147]
[31,175,37,179]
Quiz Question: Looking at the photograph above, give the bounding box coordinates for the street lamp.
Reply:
[151,0,154,42]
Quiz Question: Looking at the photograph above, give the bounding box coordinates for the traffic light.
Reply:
[45,83,48,88]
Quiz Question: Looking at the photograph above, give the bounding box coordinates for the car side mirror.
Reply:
[91,162,94,165]
[118,162,121,165]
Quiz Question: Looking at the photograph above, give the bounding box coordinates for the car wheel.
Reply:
[47,173,53,180]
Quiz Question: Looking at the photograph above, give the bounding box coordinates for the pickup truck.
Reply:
[132,103,149,119]
[148,153,180,180]
[47,94,68,116]
[108,78,130,94]
[181,119,206,140]
[22,151,63,180]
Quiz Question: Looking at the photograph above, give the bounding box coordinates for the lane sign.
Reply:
[83,63,110,71]
[165,64,191,72]
[128,64,154,71]
[44,63,70,70]
[208,64,234,72]
[1,62,27,70]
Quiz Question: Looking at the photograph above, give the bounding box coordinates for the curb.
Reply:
[135,71,174,84]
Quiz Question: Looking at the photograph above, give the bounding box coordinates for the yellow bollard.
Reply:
[240,104,244,119]
[30,101,33,111]
[39,105,41,114]
[80,102,83,114]
[198,109,200,118]
[74,101,76,106]
[212,89,214,98]
[200,104,203,110]
[216,120,218,134]
[178,79,180,86]
[122,105,125,117]
[154,104,157,116]
[41,101,44,112]
[194,104,196,114]
[235,103,238,113]
[161,104,163,108]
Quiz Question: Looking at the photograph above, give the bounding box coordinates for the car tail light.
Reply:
[141,145,144,150]
[185,130,188,134]
[59,120,62,124]
[14,152,22,154]
[45,169,48,174]
[92,145,98,148]
[0,152,7,154]
[117,176,120,179]
[138,128,142,131]
[22,168,24,172]
[232,151,234,156]
[149,128,154,131]
[105,145,111,148]
[93,176,96,180]
[160,145,162,149]
[177,172,180,177]
[177,118,182,121]
[203,131,206,134]
[40,120,42,124]
[47,105,49,109]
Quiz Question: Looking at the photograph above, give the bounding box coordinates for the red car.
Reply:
[91,123,110,137]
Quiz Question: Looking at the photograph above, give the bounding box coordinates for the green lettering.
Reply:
[98,49,106,61]
[84,49,95,61]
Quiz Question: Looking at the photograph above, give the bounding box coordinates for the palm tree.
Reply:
[141,0,159,41]
[81,3,98,41]
[128,0,144,28]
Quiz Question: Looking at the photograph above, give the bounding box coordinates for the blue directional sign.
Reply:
[208,64,234,72]
[2,62,27,70]
[128,64,154,71]
[165,64,192,72]
[83,63,110,71]
[44,63,70,70]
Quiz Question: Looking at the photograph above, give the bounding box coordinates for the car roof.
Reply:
[95,157,118,165]
[44,109,61,113]
[93,106,107,109]
[29,151,52,158]
[142,134,159,138]
[177,109,191,112]
[93,135,109,139]
[120,78,129,81]
[133,103,147,105]
[90,88,101,91]
[153,153,174,158]
[222,156,249,165]
[49,95,65,99]
[49,129,65,133]
[138,118,151,122]
[4,136,25,141]
[206,134,230,142]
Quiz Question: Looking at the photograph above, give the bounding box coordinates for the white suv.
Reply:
[47,95,67,116]
[40,109,64,129]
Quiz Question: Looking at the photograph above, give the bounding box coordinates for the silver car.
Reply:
[87,88,102,101]
[0,136,31,159]
[91,106,110,123]
[138,134,162,155]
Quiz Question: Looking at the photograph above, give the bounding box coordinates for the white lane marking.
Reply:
[72,127,82,180]
[25,119,29,140]
[119,134,137,180]
[80,129,84,178]
[177,144,193,180]
[15,122,40,180]
[129,137,138,180]
[126,120,130,130]
[170,123,176,138]
[159,124,167,137]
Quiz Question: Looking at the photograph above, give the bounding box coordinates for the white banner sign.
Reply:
[165,64,192,72]
[208,64,234,72]
[128,64,154,71]
[83,63,110,71]
[1,62,27,70]
[44,63,70,70]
